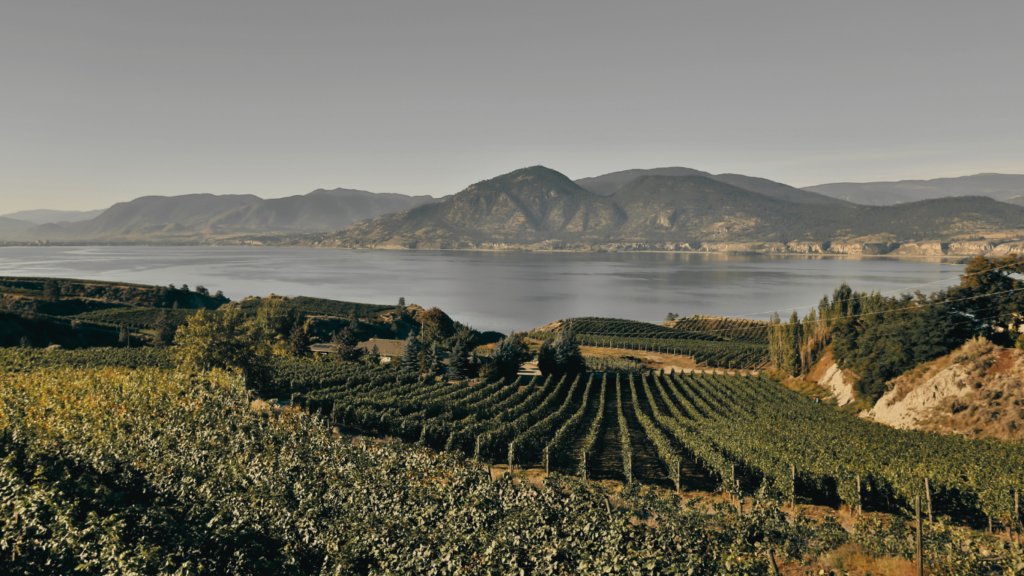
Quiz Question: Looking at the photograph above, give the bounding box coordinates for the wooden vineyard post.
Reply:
[475,435,482,462]
[508,442,514,473]
[582,451,588,481]
[767,549,780,576]
[916,495,923,576]
[925,478,933,523]
[675,459,682,494]
[628,453,633,484]
[544,447,550,475]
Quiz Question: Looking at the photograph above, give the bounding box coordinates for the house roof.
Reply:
[356,338,404,357]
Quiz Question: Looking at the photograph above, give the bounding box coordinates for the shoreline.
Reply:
[0,241,978,262]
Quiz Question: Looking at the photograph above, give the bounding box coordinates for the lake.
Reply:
[0,246,964,332]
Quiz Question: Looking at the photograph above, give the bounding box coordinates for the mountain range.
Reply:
[6,189,442,242]
[803,173,1024,205]
[265,166,1024,255]
[5,167,1024,256]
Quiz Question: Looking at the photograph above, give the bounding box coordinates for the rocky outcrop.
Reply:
[862,337,1024,439]
[892,242,947,256]
[818,364,856,406]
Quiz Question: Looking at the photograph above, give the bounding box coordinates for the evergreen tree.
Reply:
[398,296,406,307]
[154,310,175,347]
[289,323,310,358]
[783,311,802,375]
[490,332,529,381]
[43,279,61,302]
[553,329,585,376]
[447,339,469,378]
[536,340,557,377]
[423,342,443,376]
[332,328,360,361]
[401,333,422,372]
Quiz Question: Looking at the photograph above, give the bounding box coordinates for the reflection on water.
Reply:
[0,246,963,332]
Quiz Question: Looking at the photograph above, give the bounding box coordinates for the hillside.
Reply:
[10,189,441,242]
[0,216,36,237]
[576,166,850,205]
[863,337,1024,440]
[292,166,1024,253]
[804,173,1024,205]
[0,208,107,225]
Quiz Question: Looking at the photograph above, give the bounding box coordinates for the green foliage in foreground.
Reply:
[3,365,1021,575]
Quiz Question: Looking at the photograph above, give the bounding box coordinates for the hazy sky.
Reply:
[2,1,1022,213]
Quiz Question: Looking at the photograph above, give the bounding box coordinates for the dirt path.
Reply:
[620,378,675,489]
[639,375,720,492]
[588,379,627,483]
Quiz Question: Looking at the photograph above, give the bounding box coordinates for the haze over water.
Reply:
[0,246,963,332]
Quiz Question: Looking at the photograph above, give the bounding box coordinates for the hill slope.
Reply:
[289,166,1024,252]
[0,217,37,238]
[0,208,107,225]
[576,167,851,205]
[804,173,1024,205]
[14,189,441,242]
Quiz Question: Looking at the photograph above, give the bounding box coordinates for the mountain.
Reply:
[575,167,851,205]
[0,217,36,238]
[310,167,625,248]
[0,208,107,225]
[290,166,1024,253]
[14,189,442,242]
[803,173,1024,205]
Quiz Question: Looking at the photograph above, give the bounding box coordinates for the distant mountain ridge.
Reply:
[0,208,107,225]
[7,188,442,242]
[276,166,1024,256]
[576,167,851,205]
[804,173,1024,205]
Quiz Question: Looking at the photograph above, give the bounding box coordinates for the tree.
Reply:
[665,312,679,322]
[43,279,61,302]
[195,285,210,296]
[422,342,443,376]
[181,284,190,293]
[553,329,585,376]
[398,296,406,307]
[119,324,131,348]
[174,308,268,385]
[536,340,557,377]
[153,310,175,346]
[448,339,470,378]
[289,323,310,358]
[782,311,802,375]
[332,328,360,361]
[489,332,530,381]
[420,307,455,345]
[401,333,422,372]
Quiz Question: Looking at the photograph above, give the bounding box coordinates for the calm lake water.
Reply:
[0,246,964,332]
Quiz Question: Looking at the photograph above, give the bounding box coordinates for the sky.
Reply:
[2,1,1023,213]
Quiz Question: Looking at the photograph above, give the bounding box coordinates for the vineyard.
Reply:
[531,317,771,369]
[294,368,1024,530]
[3,359,1023,573]
[667,315,770,344]
[529,330,770,370]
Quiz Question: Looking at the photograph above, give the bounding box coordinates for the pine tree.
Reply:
[154,310,175,347]
[490,332,529,381]
[43,279,61,302]
[423,342,443,376]
[536,340,557,376]
[448,339,469,378]
[332,328,360,361]
[289,324,310,357]
[401,333,422,372]
[553,329,585,376]
[398,297,406,307]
